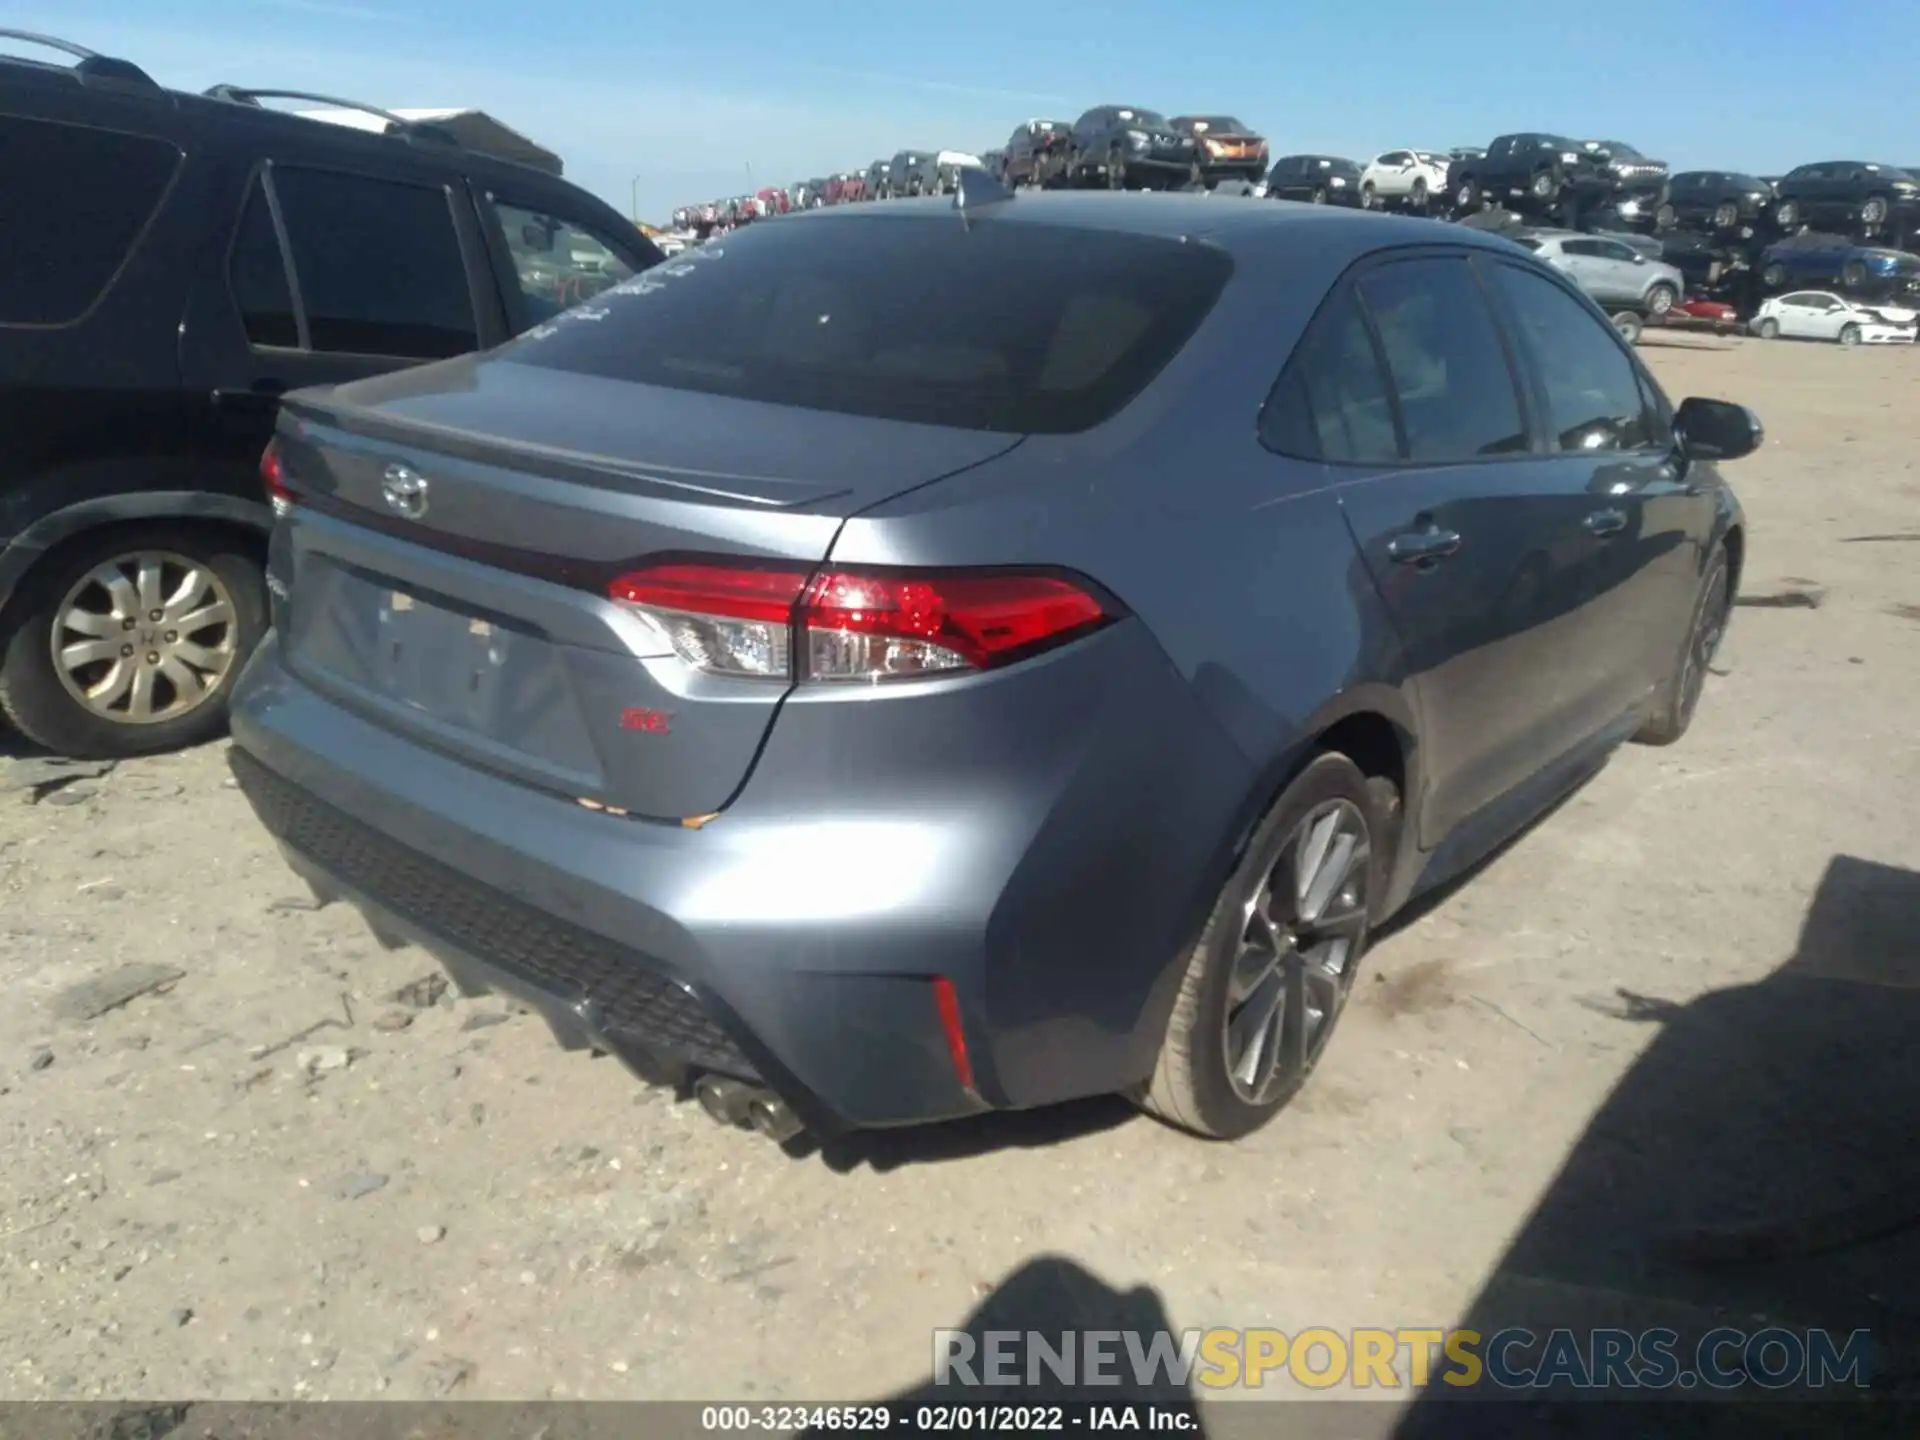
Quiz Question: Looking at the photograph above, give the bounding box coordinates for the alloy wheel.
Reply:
[1221,799,1370,1104]
[51,550,238,726]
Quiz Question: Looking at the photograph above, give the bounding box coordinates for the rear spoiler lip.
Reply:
[278,392,848,510]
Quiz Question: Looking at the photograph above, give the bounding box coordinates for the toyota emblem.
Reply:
[381,464,430,520]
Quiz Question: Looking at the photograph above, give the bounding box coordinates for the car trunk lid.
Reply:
[272,357,1021,820]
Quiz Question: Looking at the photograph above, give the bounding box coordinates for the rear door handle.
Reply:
[1387,527,1464,564]
[1584,508,1629,538]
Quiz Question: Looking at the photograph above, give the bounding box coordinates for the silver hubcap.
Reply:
[53,551,238,725]
[1223,799,1370,1104]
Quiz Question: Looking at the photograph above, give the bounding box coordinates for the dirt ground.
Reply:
[2,337,1917,1420]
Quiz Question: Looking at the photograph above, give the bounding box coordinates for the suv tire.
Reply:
[0,525,267,759]
[1862,196,1889,230]
[1135,752,1391,1140]
[1454,178,1482,214]
[1529,169,1558,202]
[1774,199,1800,232]
[1644,283,1677,316]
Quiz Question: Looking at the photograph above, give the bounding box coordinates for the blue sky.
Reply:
[15,0,1920,223]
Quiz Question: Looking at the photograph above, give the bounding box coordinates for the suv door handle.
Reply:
[1388,526,1464,564]
[1584,508,1629,538]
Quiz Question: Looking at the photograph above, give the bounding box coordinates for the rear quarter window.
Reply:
[504,215,1234,433]
[0,114,182,327]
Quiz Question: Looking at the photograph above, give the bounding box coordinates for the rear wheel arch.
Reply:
[0,492,272,625]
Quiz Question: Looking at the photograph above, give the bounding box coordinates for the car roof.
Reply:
[780,190,1530,260]
[0,50,589,196]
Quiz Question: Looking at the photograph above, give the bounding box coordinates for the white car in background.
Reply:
[1751,291,1918,345]
[1359,149,1451,211]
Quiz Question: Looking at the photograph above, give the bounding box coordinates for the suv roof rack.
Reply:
[202,86,463,150]
[0,28,161,89]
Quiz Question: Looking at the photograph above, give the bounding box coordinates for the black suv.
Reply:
[1448,133,1616,218]
[1063,105,1195,190]
[0,31,660,758]
[1262,154,1364,206]
[1656,171,1776,235]
[1771,161,1920,239]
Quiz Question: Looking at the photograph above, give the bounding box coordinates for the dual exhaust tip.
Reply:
[694,1073,804,1144]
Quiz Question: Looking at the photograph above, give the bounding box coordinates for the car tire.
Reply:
[1712,201,1739,230]
[1106,147,1127,191]
[1762,262,1786,289]
[1755,317,1780,339]
[1840,324,1863,347]
[1842,259,1869,289]
[1862,196,1889,230]
[1529,169,1557,202]
[1644,283,1677,317]
[1310,186,1327,205]
[0,524,267,760]
[1453,179,1481,215]
[1774,199,1800,232]
[1360,181,1377,210]
[1135,752,1392,1140]
[1611,311,1644,344]
[1410,177,1429,212]
[1635,543,1731,747]
[1654,202,1677,231]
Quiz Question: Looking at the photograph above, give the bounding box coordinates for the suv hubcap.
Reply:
[53,551,238,725]
[1223,799,1370,1104]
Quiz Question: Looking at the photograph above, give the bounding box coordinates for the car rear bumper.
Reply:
[228,621,1256,1132]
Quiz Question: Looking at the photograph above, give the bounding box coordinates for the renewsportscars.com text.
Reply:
[932,1326,1873,1392]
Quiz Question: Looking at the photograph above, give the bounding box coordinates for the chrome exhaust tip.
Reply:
[746,1095,805,1144]
[693,1074,754,1127]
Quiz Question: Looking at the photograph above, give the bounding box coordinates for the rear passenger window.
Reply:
[1483,263,1659,453]
[229,180,299,349]
[270,167,477,358]
[1260,290,1398,464]
[0,115,181,327]
[1357,258,1528,461]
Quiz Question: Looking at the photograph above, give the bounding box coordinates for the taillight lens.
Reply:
[607,561,1112,683]
[261,441,295,517]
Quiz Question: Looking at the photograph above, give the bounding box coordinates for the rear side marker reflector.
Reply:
[932,976,975,1092]
[608,561,1112,683]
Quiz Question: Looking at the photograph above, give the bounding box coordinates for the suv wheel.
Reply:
[1454,179,1482,214]
[1644,283,1677,316]
[1529,169,1558,201]
[1861,195,1889,230]
[1410,177,1429,212]
[1774,199,1800,232]
[0,526,267,759]
[1711,201,1739,230]
[1135,752,1391,1139]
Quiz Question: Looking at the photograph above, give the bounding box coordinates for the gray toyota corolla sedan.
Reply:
[230,182,1756,1144]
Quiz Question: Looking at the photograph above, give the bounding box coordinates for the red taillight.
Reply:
[605,561,1111,683]
[932,977,975,1092]
[261,441,295,516]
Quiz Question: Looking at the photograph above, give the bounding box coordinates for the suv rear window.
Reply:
[0,115,181,327]
[507,215,1234,433]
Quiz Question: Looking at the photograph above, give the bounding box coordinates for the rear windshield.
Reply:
[506,215,1234,434]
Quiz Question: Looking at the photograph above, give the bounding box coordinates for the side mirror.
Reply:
[1676,396,1762,462]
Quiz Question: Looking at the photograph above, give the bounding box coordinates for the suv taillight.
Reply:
[608,561,1113,683]
[261,441,295,517]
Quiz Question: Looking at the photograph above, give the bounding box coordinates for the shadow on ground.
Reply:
[1392,852,1920,1436]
